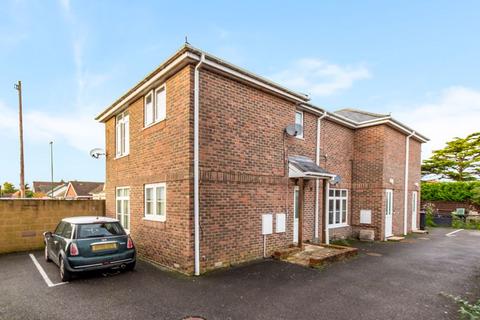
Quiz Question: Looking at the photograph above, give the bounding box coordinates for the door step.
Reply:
[386,236,405,242]
[412,230,428,234]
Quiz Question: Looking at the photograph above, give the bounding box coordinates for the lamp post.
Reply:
[50,141,54,198]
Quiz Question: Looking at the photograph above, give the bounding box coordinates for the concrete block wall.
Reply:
[0,200,105,254]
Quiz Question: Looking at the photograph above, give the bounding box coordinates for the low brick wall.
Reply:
[0,200,105,254]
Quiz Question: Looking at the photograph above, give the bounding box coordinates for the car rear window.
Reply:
[76,222,125,239]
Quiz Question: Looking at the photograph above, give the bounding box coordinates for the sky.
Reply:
[1,0,480,187]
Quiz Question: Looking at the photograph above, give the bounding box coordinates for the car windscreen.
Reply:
[76,222,126,239]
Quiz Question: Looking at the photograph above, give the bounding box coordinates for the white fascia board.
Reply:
[202,59,308,104]
[96,52,197,122]
[356,119,429,142]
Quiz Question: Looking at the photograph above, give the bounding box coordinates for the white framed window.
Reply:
[115,111,129,157]
[144,91,154,126]
[144,84,166,127]
[144,183,166,221]
[295,110,304,138]
[154,85,166,122]
[116,187,130,231]
[328,189,348,228]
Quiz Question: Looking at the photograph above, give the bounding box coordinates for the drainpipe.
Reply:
[403,131,415,236]
[315,112,327,241]
[324,179,330,245]
[194,53,205,276]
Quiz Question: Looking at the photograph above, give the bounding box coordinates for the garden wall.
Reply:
[0,200,105,254]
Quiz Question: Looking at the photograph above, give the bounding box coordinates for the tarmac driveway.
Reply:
[1,228,480,320]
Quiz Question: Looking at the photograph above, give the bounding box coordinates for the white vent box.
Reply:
[262,214,273,235]
[360,210,372,224]
[276,213,286,233]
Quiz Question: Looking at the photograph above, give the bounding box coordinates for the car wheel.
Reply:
[59,258,71,282]
[125,261,136,272]
[44,244,51,262]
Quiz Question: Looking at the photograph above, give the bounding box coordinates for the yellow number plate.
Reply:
[92,243,117,252]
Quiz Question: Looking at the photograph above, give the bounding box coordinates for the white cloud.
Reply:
[394,86,480,159]
[0,101,103,153]
[271,58,371,96]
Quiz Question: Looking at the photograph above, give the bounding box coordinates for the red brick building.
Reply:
[96,45,428,275]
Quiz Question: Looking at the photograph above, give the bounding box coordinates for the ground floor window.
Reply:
[144,183,166,221]
[328,189,348,227]
[116,187,130,231]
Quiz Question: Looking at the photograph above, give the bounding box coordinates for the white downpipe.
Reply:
[194,53,205,276]
[324,180,330,244]
[315,112,327,241]
[403,131,415,236]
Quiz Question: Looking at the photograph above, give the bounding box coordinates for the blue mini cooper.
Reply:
[44,216,136,281]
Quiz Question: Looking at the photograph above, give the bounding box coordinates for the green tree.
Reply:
[422,132,480,181]
[1,182,17,195]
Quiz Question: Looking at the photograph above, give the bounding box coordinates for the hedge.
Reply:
[421,181,480,202]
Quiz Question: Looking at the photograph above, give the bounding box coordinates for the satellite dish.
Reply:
[90,148,105,159]
[294,124,303,135]
[285,124,297,136]
[330,175,341,185]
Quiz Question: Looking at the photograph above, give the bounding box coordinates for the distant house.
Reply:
[32,181,65,198]
[89,184,106,200]
[47,183,69,199]
[65,181,105,200]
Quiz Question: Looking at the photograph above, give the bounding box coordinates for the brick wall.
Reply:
[0,200,105,254]
[198,68,318,271]
[105,65,195,274]
[319,119,355,241]
[350,126,385,239]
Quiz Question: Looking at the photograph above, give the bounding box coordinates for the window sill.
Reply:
[143,118,166,130]
[327,224,349,229]
[295,136,305,140]
[115,154,129,160]
[143,216,166,223]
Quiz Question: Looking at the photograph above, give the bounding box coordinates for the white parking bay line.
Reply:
[446,229,464,237]
[29,254,67,287]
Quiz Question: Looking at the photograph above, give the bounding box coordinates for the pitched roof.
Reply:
[88,183,105,195]
[69,181,104,197]
[32,181,65,194]
[334,108,390,123]
[96,44,310,122]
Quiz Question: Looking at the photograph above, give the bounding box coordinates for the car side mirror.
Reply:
[44,231,52,238]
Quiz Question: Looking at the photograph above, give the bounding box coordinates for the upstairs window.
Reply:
[116,110,129,157]
[328,189,348,227]
[144,91,154,126]
[155,85,166,122]
[295,110,304,138]
[144,84,166,127]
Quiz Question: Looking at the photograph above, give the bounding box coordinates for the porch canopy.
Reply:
[288,155,337,180]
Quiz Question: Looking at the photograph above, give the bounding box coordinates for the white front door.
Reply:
[385,189,393,238]
[412,191,418,230]
[293,186,299,243]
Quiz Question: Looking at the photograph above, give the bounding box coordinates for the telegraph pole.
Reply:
[50,141,54,198]
[14,81,25,198]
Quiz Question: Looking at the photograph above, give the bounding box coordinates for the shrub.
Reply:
[424,203,437,227]
[442,293,480,320]
[421,181,480,202]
